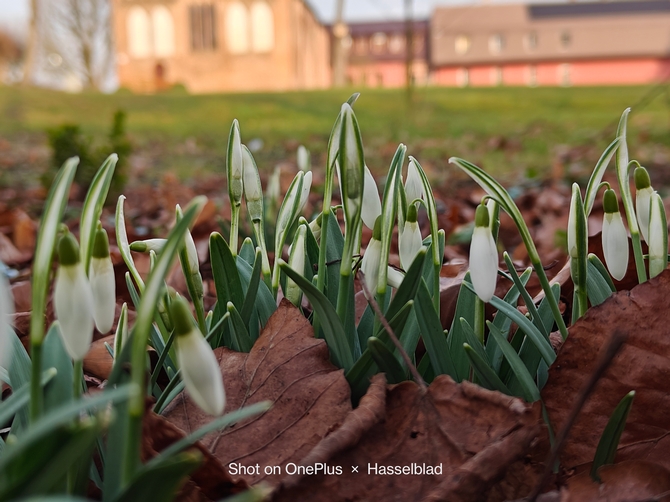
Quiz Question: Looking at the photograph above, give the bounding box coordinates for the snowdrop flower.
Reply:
[171,295,225,416]
[361,165,382,230]
[386,266,405,289]
[297,145,310,172]
[266,165,281,210]
[648,191,668,278]
[399,204,422,270]
[54,232,95,361]
[0,264,14,371]
[405,159,424,206]
[360,217,382,298]
[285,224,307,307]
[242,145,263,222]
[228,120,244,206]
[469,204,498,302]
[309,213,322,242]
[129,238,167,254]
[299,170,312,212]
[602,189,629,281]
[634,166,654,244]
[89,226,115,334]
[567,186,580,259]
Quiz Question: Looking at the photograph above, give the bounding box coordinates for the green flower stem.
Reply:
[229,204,240,256]
[615,109,646,284]
[252,220,272,286]
[449,157,568,340]
[29,343,43,421]
[474,296,485,345]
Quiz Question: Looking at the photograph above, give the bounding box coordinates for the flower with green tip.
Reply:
[648,191,668,278]
[602,189,629,281]
[171,295,225,416]
[54,232,95,361]
[0,264,14,371]
[469,204,498,302]
[89,226,115,334]
[361,165,381,230]
[129,238,167,253]
[242,146,263,222]
[634,166,653,244]
[399,204,422,270]
[228,120,244,207]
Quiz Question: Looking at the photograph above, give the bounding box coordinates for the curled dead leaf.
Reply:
[275,375,539,502]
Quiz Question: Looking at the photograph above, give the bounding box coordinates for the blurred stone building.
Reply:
[112,0,331,93]
[431,0,670,87]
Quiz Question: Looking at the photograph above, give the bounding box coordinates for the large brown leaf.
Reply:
[274,374,540,502]
[163,299,352,488]
[542,269,670,472]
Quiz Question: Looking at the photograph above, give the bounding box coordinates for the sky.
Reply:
[0,0,475,39]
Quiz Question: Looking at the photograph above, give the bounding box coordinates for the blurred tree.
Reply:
[51,0,114,90]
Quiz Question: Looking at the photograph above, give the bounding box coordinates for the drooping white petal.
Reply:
[361,166,382,230]
[130,238,167,253]
[89,257,116,334]
[177,328,225,416]
[405,159,424,205]
[399,220,422,270]
[0,269,14,371]
[602,212,629,281]
[387,266,405,289]
[635,186,653,244]
[242,148,262,202]
[469,226,498,302]
[360,238,382,298]
[54,264,95,361]
[648,192,668,278]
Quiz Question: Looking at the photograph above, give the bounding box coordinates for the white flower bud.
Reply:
[635,166,653,244]
[399,204,422,270]
[602,189,629,281]
[299,170,312,212]
[405,159,424,205]
[89,226,115,334]
[285,225,307,307]
[228,120,244,206]
[129,238,167,253]
[361,217,382,299]
[172,296,225,416]
[297,145,310,172]
[469,205,498,302]
[648,191,667,278]
[361,165,381,230]
[387,266,405,289]
[55,233,95,361]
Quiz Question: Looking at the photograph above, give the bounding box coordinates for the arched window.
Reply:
[251,2,274,53]
[127,6,152,58]
[152,6,175,57]
[225,2,249,54]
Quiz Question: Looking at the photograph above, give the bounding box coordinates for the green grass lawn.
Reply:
[1,84,669,188]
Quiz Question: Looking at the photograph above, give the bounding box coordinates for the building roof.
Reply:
[431,0,670,66]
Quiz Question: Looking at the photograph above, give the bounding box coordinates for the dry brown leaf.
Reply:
[558,460,670,501]
[274,375,539,502]
[163,299,352,488]
[542,269,670,472]
[142,408,247,502]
